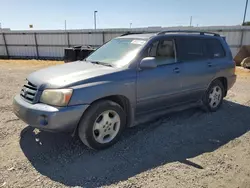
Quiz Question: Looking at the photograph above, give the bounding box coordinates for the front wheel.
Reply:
[203,80,224,112]
[78,100,126,150]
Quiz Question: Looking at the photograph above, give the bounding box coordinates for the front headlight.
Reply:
[40,89,73,107]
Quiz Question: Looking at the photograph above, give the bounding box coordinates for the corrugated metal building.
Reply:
[0,26,250,59]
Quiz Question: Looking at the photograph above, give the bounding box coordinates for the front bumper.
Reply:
[13,95,89,132]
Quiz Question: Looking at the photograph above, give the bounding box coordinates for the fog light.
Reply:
[39,115,48,126]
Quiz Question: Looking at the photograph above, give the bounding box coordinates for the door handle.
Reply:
[207,62,212,67]
[173,67,180,73]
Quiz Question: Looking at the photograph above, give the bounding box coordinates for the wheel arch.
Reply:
[213,77,228,97]
[72,95,134,136]
[92,95,133,128]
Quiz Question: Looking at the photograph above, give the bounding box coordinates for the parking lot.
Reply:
[0,60,250,188]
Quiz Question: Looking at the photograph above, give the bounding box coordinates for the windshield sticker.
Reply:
[131,40,146,45]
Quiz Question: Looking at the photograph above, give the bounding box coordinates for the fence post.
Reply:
[2,33,9,58]
[102,32,105,44]
[34,33,39,59]
[240,28,245,48]
[67,32,70,47]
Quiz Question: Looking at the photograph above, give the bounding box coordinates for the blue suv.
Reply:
[13,30,236,150]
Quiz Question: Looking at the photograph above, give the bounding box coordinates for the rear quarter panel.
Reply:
[212,38,236,87]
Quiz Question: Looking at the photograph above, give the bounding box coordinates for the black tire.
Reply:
[202,80,225,112]
[78,100,126,150]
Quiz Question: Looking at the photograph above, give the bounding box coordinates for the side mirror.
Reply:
[140,57,157,69]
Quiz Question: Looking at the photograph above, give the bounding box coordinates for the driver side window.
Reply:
[145,39,176,66]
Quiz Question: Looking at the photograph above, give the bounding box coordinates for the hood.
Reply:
[27,61,115,89]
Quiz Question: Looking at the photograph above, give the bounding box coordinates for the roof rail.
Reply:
[120,32,145,36]
[157,30,220,37]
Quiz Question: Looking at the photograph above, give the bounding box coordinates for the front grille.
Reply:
[20,81,38,103]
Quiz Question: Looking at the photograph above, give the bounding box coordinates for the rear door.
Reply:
[176,36,217,102]
[204,38,228,71]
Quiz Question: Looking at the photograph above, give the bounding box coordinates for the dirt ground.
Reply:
[0,60,250,188]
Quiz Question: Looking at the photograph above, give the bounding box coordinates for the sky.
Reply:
[0,0,250,30]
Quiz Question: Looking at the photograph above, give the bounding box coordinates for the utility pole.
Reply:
[243,0,249,25]
[94,11,98,30]
[189,16,192,27]
[130,23,132,29]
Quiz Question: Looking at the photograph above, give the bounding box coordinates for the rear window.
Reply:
[176,38,206,61]
[205,39,225,58]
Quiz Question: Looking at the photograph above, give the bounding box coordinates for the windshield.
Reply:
[86,38,147,67]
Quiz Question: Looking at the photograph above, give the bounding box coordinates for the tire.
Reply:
[241,57,250,68]
[78,100,126,150]
[202,80,225,112]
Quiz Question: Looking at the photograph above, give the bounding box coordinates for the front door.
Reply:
[136,38,183,114]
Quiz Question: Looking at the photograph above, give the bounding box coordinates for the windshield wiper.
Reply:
[89,61,113,67]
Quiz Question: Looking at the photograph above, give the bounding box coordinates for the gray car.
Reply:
[13,30,236,150]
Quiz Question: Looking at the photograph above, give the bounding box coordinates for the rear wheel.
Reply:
[78,100,126,150]
[203,80,224,112]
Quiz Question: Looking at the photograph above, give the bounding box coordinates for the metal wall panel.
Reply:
[242,31,250,45]
[5,34,35,45]
[1,26,250,59]
[104,32,123,43]
[36,34,67,45]
[38,46,64,57]
[218,31,242,46]
[230,47,239,58]
[69,33,103,46]
[0,46,7,56]
[8,46,36,56]
[0,34,4,45]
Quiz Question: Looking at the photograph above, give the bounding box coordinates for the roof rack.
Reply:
[120,32,145,36]
[157,30,220,37]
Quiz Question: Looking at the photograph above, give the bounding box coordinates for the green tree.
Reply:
[242,21,250,26]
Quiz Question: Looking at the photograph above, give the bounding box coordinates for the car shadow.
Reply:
[19,100,250,187]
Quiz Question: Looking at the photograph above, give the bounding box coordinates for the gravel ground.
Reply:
[0,60,250,188]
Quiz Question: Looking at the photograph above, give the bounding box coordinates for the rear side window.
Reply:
[205,39,225,58]
[176,38,206,61]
